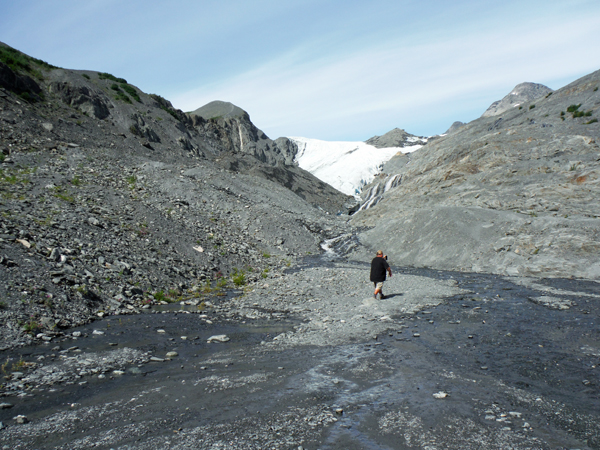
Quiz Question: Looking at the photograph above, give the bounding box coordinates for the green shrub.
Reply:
[115,91,132,103]
[149,94,180,121]
[163,106,180,121]
[99,72,127,83]
[22,319,39,334]
[529,104,535,110]
[120,83,141,102]
[19,91,32,102]
[82,74,90,80]
[232,268,246,287]
[567,104,581,113]
[585,118,598,124]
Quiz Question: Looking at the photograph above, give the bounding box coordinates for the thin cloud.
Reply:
[1,0,599,140]
[173,11,600,139]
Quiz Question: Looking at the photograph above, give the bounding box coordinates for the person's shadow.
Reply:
[382,293,403,299]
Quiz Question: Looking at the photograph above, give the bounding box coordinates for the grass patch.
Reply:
[585,118,598,124]
[52,186,75,203]
[0,168,31,185]
[0,46,56,79]
[529,104,535,110]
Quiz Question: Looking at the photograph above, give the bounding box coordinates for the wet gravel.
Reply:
[0,256,598,449]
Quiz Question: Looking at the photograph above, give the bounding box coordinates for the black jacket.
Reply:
[370,256,389,283]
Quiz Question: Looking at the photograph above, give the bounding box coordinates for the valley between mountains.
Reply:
[0,42,599,449]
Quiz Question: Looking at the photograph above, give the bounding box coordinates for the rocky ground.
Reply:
[0,43,599,449]
[0,256,598,449]
[0,43,353,352]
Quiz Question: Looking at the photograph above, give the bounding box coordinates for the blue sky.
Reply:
[1,0,599,140]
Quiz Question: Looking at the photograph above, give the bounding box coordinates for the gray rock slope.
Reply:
[351,70,600,280]
[482,82,553,117]
[0,42,352,350]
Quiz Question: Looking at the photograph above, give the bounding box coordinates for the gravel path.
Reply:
[225,261,465,348]
[1,255,598,449]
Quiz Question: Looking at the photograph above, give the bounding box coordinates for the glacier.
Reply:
[289,137,423,197]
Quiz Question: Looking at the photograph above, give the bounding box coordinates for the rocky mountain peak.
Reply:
[189,100,248,121]
[364,127,426,148]
[443,121,465,135]
[482,82,553,117]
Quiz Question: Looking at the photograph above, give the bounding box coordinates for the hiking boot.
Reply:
[373,293,378,300]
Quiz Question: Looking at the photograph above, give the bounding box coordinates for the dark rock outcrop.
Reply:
[49,80,110,119]
[0,61,42,100]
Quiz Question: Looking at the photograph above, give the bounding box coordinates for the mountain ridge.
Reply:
[0,42,353,351]
[351,69,600,279]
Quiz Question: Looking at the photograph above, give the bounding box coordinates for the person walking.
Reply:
[370,250,392,299]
